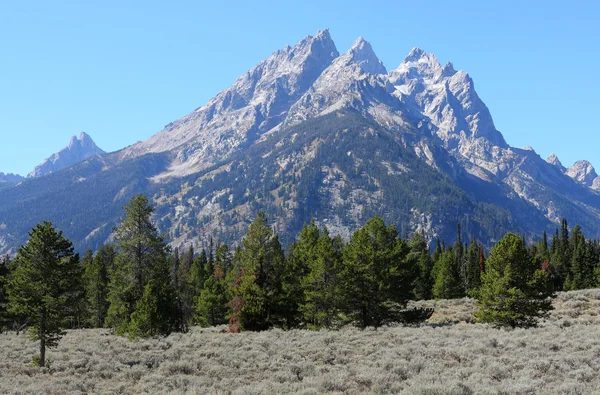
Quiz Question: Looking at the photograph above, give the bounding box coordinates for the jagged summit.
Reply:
[404,47,427,63]
[546,153,565,170]
[6,29,600,255]
[345,37,387,75]
[396,47,441,74]
[28,132,105,178]
[124,29,340,175]
[566,160,598,187]
[315,28,331,39]
[390,46,507,160]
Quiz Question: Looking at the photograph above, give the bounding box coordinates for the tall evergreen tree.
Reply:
[568,226,588,290]
[339,217,413,328]
[128,249,179,339]
[410,231,433,300]
[178,244,195,325]
[475,233,553,328]
[0,255,12,331]
[228,212,285,331]
[7,222,84,367]
[188,249,208,314]
[196,263,229,327]
[105,194,178,335]
[453,224,467,294]
[432,250,462,299]
[215,244,232,276]
[432,238,443,264]
[83,244,115,328]
[282,220,320,328]
[168,247,188,331]
[300,228,343,329]
[465,240,482,294]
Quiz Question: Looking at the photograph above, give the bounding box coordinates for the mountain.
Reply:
[0,173,24,190]
[566,160,599,188]
[28,132,105,178]
[1,29,600,255]
[546,154,566,171]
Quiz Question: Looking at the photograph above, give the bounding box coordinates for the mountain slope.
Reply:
[1,30,600,254]
[120,29,339,177]
[29,132,106,178]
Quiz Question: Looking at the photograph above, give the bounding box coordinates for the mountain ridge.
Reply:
[1,29,599,255]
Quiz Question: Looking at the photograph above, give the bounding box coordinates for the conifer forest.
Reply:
[2,194,600,393]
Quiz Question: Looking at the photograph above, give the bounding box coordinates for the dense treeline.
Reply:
[2,195,600,364]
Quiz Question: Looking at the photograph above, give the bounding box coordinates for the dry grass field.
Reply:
[3,290,600,394]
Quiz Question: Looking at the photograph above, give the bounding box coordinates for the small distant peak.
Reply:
[569,159,594,171]
[546,153,564,169]
[566,159,598,186]
[404,47,427,62]
[522,146,535,152]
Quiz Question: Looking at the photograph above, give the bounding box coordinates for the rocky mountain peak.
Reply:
[441,62,457,77]
[566,160,598,187]
[122,29,340,175]
[344,37,387,75]
[404,47,427,63]
[395,47,441,77]
[546,153,565,170]
[29,133,105,178]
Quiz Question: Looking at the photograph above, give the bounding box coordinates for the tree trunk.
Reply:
[39,308,46,368]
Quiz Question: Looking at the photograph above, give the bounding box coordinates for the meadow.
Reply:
[2,290,600,394]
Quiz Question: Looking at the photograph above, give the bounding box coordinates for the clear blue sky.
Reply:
[1,0,599,175]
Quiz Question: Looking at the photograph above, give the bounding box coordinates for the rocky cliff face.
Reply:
[1,29,600,255]
[566,160,599,187]
[121,29,339,178]
[29,132,105,178]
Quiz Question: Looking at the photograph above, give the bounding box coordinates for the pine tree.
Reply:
[178,245,195,324]
[83,244,114,328]
[339,217,413,328]
[228,212,285,331]
[479,245,486,273]
[105,194,177,335]
[168,248,187,331]
[300,228,343,329]
[188,249,208,313]
[196,263,229,327]
[568,226,588,290]
[215,244,232,276]
[465,240,482,294]
[475,233,553,328]
[283,220,319,328]
[453,224,467,294]
[0,255,12,331]
[409,231,433,300]
[128,257,179,338]
[7,222,84,367]
[432,251,462,299]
